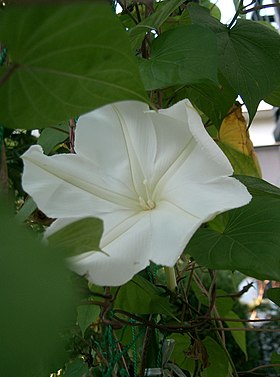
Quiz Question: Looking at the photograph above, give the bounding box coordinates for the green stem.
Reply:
[164,266,177,292]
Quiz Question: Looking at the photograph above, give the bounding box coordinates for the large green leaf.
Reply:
[0,3,147,129]
[186,176,280,281]
[187,4,280,122]
[139,24,218,90]
[0,198,77,377]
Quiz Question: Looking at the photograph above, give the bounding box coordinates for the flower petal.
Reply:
[70,212,152,286]
[22,145,139,218]
[76,101,158,199]
[161,147,251,221]
[148,201,204,266]
[159,99,233,172]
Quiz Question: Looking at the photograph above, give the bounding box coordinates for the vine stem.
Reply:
[164,266,177,291]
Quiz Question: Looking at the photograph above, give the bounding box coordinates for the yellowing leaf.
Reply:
[218,104,262,177]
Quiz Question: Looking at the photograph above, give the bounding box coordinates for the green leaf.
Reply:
[235,175,280,198]
[267,287,280,307]
[186,73,236,128]
[0,197,77,377]
[224,311,247,358]
[265,83,280,107]
[38,124,69,154]
[221,19,280,122]
[77,304,100,336]
[218,142,261,177]
[129,0,186,51]
[215,291,233,317]
[115,275,176,316]
[0,3,147,129]
[187,4,280,122]
[48,217,103,256]
[62,358,89,377]
[139,24,218,90]
[16,196,37,222]
[168,334,193,372]
[186,177,280,281]
[271,352,280,374]
[202,337,230,377]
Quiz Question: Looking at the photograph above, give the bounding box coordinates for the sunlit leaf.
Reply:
[217,104,261,177]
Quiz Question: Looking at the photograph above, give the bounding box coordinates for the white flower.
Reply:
[22,100,251,286]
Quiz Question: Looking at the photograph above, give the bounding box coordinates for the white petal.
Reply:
[76,101,157,199]
[161,157,251,221]
[22,145,138,219]
[70,212,151,286]
[146,110,194,193]
[148,201,204,266]
[69,200,207,286]
[159,99,233,172]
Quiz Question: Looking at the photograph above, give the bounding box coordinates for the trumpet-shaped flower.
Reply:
[22,100,251,286]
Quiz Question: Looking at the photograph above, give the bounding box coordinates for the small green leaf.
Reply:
[38,124,69,154]
[48,217,103,256]
[215,291,233,317]
[115,275,176,316]
[139,24,218,90]
[218,142,261,178]
[0,3,147,129]
[224,311,247,358]
[129,0,186,51]
[168,334,193,372]
[202,337,230,377]
[187,177,280,281]
[77,304,100,336]
[271,352,280,374]
[186,73,236,129]
[62,358,89,377]
[267,287,280,307]
[16,196,37,222]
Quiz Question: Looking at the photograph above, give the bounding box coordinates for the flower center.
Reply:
[139,179,156,211]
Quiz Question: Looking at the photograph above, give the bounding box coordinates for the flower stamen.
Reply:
[138,179,156,210]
